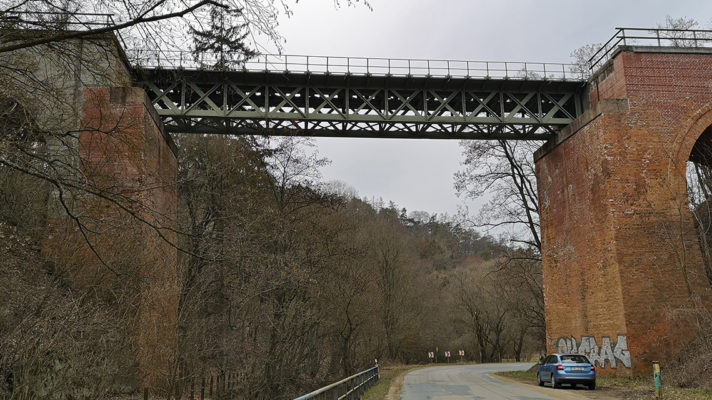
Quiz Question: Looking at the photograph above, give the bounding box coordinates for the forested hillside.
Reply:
[0,135,545,399]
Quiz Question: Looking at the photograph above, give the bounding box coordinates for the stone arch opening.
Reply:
[686,125,712,288]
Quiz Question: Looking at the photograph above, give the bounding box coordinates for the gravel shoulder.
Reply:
[496,370,712,400]
[493,372,619,400]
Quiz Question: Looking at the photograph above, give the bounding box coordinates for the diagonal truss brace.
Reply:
[135,69,586,139]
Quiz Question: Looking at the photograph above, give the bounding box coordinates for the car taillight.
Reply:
[591,366,596,372]
[557,364,564,370]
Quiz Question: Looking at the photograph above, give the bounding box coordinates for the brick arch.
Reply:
[671,104,712,183]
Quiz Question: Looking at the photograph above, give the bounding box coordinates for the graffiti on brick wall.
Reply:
[556,335,631,369]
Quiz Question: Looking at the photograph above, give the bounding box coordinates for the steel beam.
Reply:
[135,69,586,140]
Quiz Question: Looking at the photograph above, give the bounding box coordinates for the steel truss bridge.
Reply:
[8,12,712,140]
[133,54,588,140]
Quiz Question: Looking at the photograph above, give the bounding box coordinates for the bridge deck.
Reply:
[135,68,587,140]
[8,14,708,140]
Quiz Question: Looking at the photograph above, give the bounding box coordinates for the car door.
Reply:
[546,355,558,378]
[541,355,552,377]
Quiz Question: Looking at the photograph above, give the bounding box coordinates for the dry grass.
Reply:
[497,371,712,399]
[363,364,428,400]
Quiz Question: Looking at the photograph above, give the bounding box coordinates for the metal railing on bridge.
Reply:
[137,65,585,139]
[589,27,712,72]
[132,52,587,140]
[2,11,583,81]
[2,11,588,139]
[130,50,585,81]
[293,362,379,400]
[0,11,117,29]
[0,11,127,48]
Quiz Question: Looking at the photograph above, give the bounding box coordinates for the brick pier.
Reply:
[536,49,712,374]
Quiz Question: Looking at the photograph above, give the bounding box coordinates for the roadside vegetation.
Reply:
[0,133,548,398]
[496,370,712,399]
[362,364,424,400]
[3,1,712,398]
[0,0,546,397]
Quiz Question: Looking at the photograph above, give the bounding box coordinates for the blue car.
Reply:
[536,353,596,390]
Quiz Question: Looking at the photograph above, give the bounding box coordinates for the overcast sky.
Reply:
[257,0,712,220]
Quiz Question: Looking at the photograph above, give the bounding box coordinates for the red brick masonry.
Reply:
[536,49,712,375]
[46,87,179,388]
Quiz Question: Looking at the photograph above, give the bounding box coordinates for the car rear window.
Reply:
[560,355,589,363]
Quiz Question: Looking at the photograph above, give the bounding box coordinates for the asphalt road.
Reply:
[400,363,583,400]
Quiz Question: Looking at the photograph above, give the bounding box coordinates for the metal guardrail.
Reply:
[588,27,712,73]
[9,14,712,82]
[130,49,584,81]
[0,11,117,29]
[2,12,584,81]
[0,11,127,49]
[293,362,379,400]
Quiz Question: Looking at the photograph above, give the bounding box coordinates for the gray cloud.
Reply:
[259,0,712,217]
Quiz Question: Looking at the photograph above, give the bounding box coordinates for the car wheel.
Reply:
[551,374,559,389]
[588,381,596,390]
[537,373,544,386]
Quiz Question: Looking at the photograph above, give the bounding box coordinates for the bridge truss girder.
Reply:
[136,70,586,140]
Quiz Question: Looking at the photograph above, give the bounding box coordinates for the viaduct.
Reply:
[4,22,712,387]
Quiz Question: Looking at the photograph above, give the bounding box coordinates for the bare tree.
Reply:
[453,261,509,363]
[655,15,704,48]
[570,43,601,76]
[455,138,546,353]
[456,140,541,252]
[0,0,371,57]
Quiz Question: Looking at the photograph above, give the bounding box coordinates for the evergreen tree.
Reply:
[191,5,257,70]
